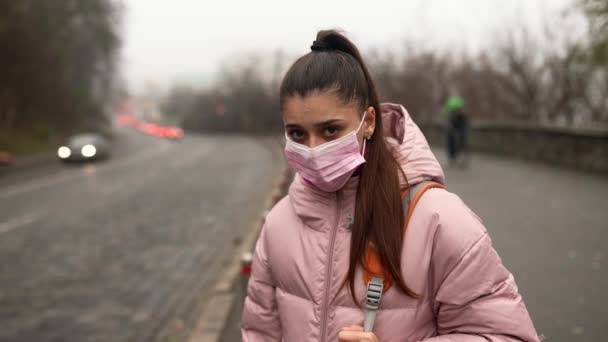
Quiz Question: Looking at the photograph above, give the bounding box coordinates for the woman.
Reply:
[242,30,538,342]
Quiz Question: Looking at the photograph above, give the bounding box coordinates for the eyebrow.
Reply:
[285,119,347,129]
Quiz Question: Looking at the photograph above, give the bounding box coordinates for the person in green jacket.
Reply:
[444,96,469,166]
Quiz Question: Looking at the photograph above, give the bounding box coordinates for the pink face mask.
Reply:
[284,112,368,192]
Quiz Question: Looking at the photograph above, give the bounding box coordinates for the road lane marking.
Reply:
[0,212,44,234]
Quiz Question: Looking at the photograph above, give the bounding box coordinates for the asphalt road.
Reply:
[437,151,607,342]
[0,129,283,342]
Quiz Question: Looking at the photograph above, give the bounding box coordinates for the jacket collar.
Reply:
[288,174,359,232]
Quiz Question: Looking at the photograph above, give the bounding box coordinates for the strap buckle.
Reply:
[364,277,384,332]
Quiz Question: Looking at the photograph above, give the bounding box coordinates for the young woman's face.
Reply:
[282,91,376,149]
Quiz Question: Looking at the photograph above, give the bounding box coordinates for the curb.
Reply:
[188,150,293,342]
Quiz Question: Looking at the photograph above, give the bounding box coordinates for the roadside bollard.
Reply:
[239,252,253,307]
[241,252,253,276]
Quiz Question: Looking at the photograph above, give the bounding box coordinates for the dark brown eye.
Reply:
[324,127,339,137]
[289,130,305,140]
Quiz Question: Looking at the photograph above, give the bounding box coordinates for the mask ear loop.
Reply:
[360,110,372,157]
[356,111,368,134]
[362,136,370,156]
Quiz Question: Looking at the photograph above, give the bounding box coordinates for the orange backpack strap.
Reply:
[363,181,446,292]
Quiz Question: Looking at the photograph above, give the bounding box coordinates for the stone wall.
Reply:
[419,121,608,173]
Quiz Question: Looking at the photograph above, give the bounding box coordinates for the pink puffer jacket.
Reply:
[242,103,539,342]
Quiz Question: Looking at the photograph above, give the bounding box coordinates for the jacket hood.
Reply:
[380,102,445,187]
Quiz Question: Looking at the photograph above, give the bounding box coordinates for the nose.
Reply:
[308,135,324,149]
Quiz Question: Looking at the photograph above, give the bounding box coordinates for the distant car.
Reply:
[135,122,159,135]
[57,133,111,162]
[144,123,163,136]
[163,126,184,140]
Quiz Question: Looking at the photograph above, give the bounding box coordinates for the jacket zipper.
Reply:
[319,191,341,342]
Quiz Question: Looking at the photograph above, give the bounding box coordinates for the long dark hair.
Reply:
[279,30,417,302]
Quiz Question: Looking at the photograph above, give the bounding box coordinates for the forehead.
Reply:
[282,91,360,124]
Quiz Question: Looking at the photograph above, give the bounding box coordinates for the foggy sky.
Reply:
[122,0,577,92]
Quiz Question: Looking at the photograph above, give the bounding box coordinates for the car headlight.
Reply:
[81,144,97,157]
[58,146,71,159]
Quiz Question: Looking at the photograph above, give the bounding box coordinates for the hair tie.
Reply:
[311,40,332,51]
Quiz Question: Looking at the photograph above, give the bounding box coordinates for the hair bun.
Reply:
[310,40,332,51]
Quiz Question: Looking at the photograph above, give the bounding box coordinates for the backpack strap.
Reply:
[363,181,446,292]
[363,276,384,332]
[361,181,446,332]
